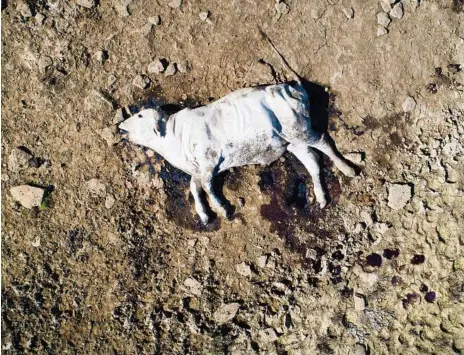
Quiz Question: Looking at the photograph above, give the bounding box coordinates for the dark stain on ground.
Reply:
[259,154,347,270]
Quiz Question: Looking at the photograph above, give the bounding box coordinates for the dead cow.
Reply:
[119,32,357,224]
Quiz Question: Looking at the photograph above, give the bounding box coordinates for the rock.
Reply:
[76,0,96,8]
[402,96,416,112]
[214,303,240,324]
[256,255,268,268]
[380,0,392,12]
[86,179,106,197]
[184,277,202,296]
[99,127,118,146]
[113,108,125,124]
[8,148,31,172]
[177,61,189,73]
[10,185,45,209]
[199,11,209,21]
[35,13,45,25]
[236,262,252,277]
[353,293,366,311]
[377,26,388,36]
[390,2,403,19]
[388,183,412,210]
[105,195,116,209]
[164,63,177,76]
[258,328,278,343]
[38,55,53,73]
[377,12,391,27]
[168,0,182,8]
[342,7,354,19]
[352,344,367,355]
[31,236,40,247]
[132,74,150,89]
[147,59,166,74]
[345,152,364,164]
[275,1,289,14]
[148,15,161,25]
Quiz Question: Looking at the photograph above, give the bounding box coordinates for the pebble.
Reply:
[148,59,166,74]
[76,0,96,8]
[95,50,109,64]
[380,0,392,12]
[353,293,366,311]
[10,185,45,209]
[105,195,116,209]
[168,0,182,8]
[377,12,391,27]
[38,55,53,73]
[342,7,354,19]
[214,303,240,324]
[387,183,412,210]
[377,27,388,36]
[402,96,416,112]
[86,179,107,197]
[31,237,40,247]
[132,74,150,89]
[390,2,404,19]
[148,15,161,25]
[199,11,209,21]
[98,127,118,146]
[236,262,252,277]
[164,63,177,76]
[113,108,125,124]
[184,277,202,296]
[275,1,289,14]
[8,148,31,172]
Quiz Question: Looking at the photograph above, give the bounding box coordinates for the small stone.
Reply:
[8,148,32,172]
[38,55,53,73]
[113,108,125,124]
[35,13,45,24]
[184,277,202,296]
[114,1,130,17]
[275,1,289,14]
[377,26,388,36]
[387,183,412,210]
[95,50,109,64]
[258,328,278,343]
[99,127,118,146]
[199,11,209,21]
[132,74,150,89]
[256,255,268,268]
[148,15,161,25]
[352,344,367,355]
[402,96,416,112]
[345,152,364,164]
[31,236,40,247]
[10,185,45,209]
[177,61,189,73]
[236,262,252,277]
[390,2,403,19]
[377,12,391,27]
[141,23,153,35]
[76,0,96,8]
[86,179,106,197]
[18,1,32,16]
[107,74,117,87]
[380,0,392,12]
[342,7,354,19]
[105,195,116,209]
[353,293,366,311]
[147,59,166,74]
[164,63,177,76]
[168,0,182,8]
[214,303,240,324]
[454,338,464,350]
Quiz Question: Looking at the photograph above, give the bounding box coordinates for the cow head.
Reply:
[119,108,168,148]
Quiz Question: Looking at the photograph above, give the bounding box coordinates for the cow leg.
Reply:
[190,177,210,225]
[201,174,229,219]
[310,133,356,177]
[287,143,329,208]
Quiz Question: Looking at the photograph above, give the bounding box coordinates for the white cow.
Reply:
[119,32,357,224]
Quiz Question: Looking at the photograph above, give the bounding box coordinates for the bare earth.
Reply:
[2,0,464,353]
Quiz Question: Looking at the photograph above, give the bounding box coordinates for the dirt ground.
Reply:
[1,0,464,353]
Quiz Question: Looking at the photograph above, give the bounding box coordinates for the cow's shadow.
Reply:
[126,79,358,225]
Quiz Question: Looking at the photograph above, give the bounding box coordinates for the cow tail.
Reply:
[257,26,302,85]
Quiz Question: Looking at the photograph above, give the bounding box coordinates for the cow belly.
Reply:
[218,134,287,172]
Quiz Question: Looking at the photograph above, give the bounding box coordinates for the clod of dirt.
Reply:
[377,27,388,36]
[10,185,45,209]
[366,253,382,267]
[164,63,177,77]
[387,183,412,210]
[411,254,425,265]
[402,96,416,112]
[133,74,150,89]
[148,15,161,25]
[148,59,166,74]
[214,303,240,324]
[377,12,391,27]
[390,2,404,18]
[168,0,182,9]
[199,11,209,21]
[76,0,96,8]
[383,248,399,259]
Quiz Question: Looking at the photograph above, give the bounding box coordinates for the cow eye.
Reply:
[138,114,142,118]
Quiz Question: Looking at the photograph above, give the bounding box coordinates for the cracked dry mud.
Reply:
[1,0,464,354]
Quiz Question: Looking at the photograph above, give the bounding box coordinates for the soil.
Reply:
[1,0,464,353]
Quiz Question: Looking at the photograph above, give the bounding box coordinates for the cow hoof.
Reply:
[199,214,210,225]
[319,200,328,209]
